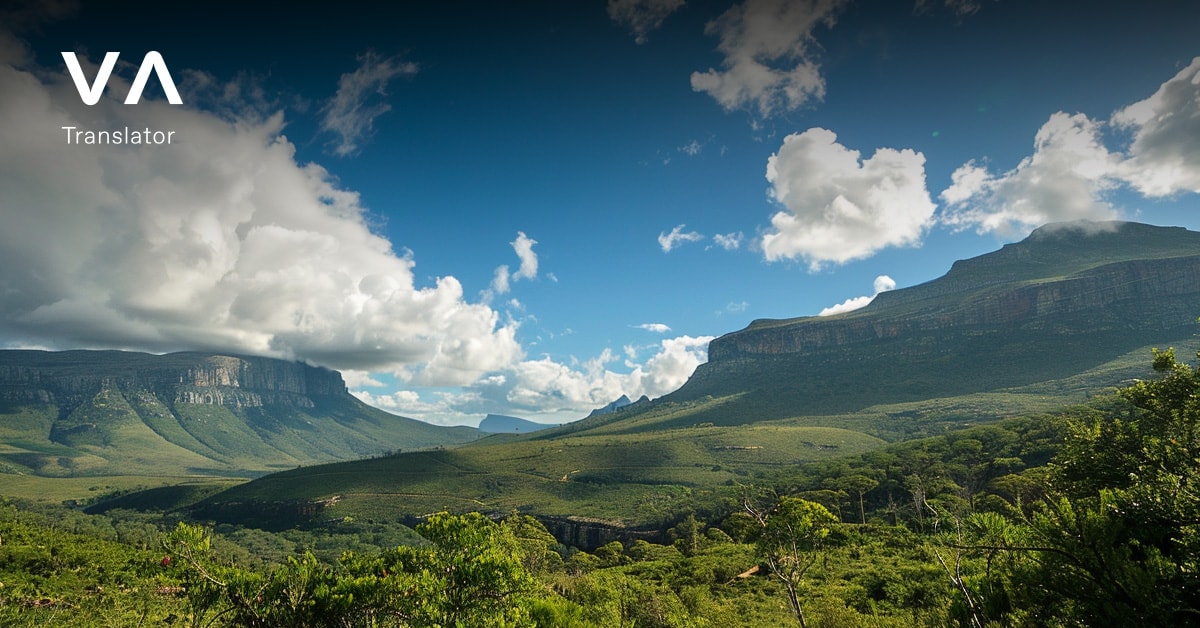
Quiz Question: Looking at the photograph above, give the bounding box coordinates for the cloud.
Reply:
[608,0,686,44]
[502,335,714,413]
[658,224,705,252]
[940,112,1121,236]
[634,323,672,333]
[939,59,1200,237]
[0,51,519,387]
[712,232,744,250]
[486,231,539,299]
[691,0,847,117]
[761,128,936,269]
[819,274,896,316]
[510,231,538,280]
[679,139,702,156]
[321,51,418,157]
[1112,57,1200,197]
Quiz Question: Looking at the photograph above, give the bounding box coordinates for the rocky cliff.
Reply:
[661,221,1200,423]
[0,350,346,412]
[709,254,1200,361]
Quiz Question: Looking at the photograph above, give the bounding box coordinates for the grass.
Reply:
[0,474,245,505]
[195,424,885,526]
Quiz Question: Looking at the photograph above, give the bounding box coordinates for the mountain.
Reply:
[586,394,642,417]
[0,350,476,477]
[189,220,1200,533]
[638,220,1200,428]
[477,414,555,434]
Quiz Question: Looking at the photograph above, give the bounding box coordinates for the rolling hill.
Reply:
[0,350,477,478]
[189,220,1200,532]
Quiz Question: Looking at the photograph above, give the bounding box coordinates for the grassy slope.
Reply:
[197,423,885,526]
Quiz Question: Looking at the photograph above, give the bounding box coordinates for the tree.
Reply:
[831,474,879,524]
[980,348,1200,624]
[749,497,836,627]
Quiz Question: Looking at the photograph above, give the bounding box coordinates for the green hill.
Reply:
[0,350,476,479]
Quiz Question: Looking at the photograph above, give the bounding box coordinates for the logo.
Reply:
[62,51,182,105]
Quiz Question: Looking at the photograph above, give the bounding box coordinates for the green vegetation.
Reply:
[3,348,1199,625]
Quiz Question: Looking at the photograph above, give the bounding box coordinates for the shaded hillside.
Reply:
[649,221,1200,427]
[0,350,476,477]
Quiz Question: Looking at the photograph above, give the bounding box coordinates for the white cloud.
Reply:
[658,224,705,252]
[1112,57,1200,197]
[940,112,1121,237]
[503,334,713,413]
[690,0,847,117]
[489,265,512,297]
[607,0,686,44]
[939,59,1200,237]
[0,52,520,387]
[321,51,418,157]
[761,128,936,269]
[635,323,672,333]
[679,139,702,156]
[342,369,386,388]
[712,231,744,250]
[486,231,539,299]
[819,274,896,316]
[510,231,538,280]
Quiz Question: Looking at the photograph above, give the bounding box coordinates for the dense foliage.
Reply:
[3,349,1200,625]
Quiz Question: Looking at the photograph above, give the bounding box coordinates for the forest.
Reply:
[1,348,1197,626]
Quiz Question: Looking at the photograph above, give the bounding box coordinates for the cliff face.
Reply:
[652,221,1200,423]
[0,351,347,411]
[708,254,1200,361]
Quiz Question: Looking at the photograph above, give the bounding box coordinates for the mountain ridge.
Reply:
[0,350,476,478]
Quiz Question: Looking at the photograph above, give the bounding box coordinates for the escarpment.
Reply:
[0,351,346,412]
[661,221,1200,420]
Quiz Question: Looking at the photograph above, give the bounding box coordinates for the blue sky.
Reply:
[1,0,1199,425]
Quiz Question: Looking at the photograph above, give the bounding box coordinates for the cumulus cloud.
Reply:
[712,232,744,250]
[608,0,686,44]
[761,128,936,269]
[634,323,672,333]
[940,59,1200,237]
[321,51,418,156]
[940,112,1122,236]
[1112,57,1200,197]
[658,224,705,252]
[691,0,847,117]
[0,50,519,387]
[818,274,896,316]
[503,335,714,413]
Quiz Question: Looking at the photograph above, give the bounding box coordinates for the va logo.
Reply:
[62,51,182,105]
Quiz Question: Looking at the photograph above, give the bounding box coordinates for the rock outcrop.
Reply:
[0,351,346,412]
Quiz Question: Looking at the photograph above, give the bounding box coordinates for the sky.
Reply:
[1,0,1199,426]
